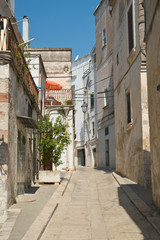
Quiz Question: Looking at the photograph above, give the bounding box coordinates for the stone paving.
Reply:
[40,167,160,240]
[0,172,66,240]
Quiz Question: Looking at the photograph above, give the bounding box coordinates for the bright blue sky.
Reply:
[15,0,100,61]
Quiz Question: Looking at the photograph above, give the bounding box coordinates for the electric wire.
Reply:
[73,74,113,93]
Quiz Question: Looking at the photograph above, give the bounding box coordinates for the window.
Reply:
[94,54,96,63]
[92,122,95,136]
[128,4,134,53]
[28,102,32,117]
[126,91,132,123]
[104,90,108,107]
[117,53,119,65]
[102,28,106,47]
[90,94,94,109]
[105,127,109,136]
[0,21,4,32]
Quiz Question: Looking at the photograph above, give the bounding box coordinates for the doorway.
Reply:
[77,149,85,166]
[17,130,26,195]
[105,140,109,167]
[93,148,96,167]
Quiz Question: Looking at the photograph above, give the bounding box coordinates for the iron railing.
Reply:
[45,89,73,106]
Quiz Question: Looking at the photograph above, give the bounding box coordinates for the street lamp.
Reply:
[81,102,88,113]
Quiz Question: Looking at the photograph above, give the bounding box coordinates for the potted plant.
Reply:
[37,115,71,183]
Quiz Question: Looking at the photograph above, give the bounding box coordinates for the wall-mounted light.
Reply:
[81,102,88,113]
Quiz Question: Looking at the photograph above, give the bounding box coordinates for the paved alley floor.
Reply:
[1,172,66,240]
[40,167,160,240]
[7,183,58,240]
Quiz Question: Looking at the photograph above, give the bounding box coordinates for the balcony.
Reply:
[0,17,38,104]
[45,89,73,106]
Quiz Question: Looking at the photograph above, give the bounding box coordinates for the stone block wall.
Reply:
[0,64,9,222]
[145,0,160,211]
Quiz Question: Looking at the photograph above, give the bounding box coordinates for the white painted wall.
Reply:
[72,55,91,166]
[26,54,46,116]
[83,46,98,167]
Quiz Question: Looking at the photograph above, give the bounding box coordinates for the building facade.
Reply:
[72,54,91,167]
[26,53,46,116]
[145,0,160,211]
[27,48,74,171]
[82,47,98,167]
[0,16,40,222]
[110,0,151,187]
[94,0,115,169]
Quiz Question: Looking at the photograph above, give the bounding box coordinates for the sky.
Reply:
[15,0,100,61]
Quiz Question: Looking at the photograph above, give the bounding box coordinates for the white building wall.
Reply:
[83,47,98,168]
[27,54,46,116]
[72,55,91,166]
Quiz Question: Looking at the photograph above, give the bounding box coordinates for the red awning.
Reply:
[45,81,62,90]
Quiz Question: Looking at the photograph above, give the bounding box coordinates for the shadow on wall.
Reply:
[141,149,152,188]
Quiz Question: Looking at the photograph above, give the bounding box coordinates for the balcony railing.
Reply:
[45,89,73,106]
[0,17,38,104]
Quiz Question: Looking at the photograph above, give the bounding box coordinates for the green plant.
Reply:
[37,116,71,169]
[57,108,66,117]
[65,99,72,105]
[31,94,36,105]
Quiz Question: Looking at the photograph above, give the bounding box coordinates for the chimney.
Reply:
[23,16,29,44]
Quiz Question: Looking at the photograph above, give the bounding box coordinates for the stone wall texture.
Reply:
[145,0,160,211]
[94,0,115,169]
[112,0,151,187]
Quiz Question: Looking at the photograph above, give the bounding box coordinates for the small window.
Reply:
[126,91,132,123]
[28,102,32,117]
[128,4,134,53]
[102,28,106,47]
[94,54,96,63]
[92,122,95,136]
[90,94,94,109]
[105,127,109,135]
[0,21,4,31]
[104,90,108,107]
[117,53,119,65]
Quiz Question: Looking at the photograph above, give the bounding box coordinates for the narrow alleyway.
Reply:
[39,167,160,240]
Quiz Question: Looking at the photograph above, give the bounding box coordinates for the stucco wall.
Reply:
[27,54,46,116]
[72,55,91,150]
[28,48,72,89]
[0,64,9,222]
[145,0,160,210]
[94,0,115,169]
[0,52,39,221]
[112,0,150,187]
